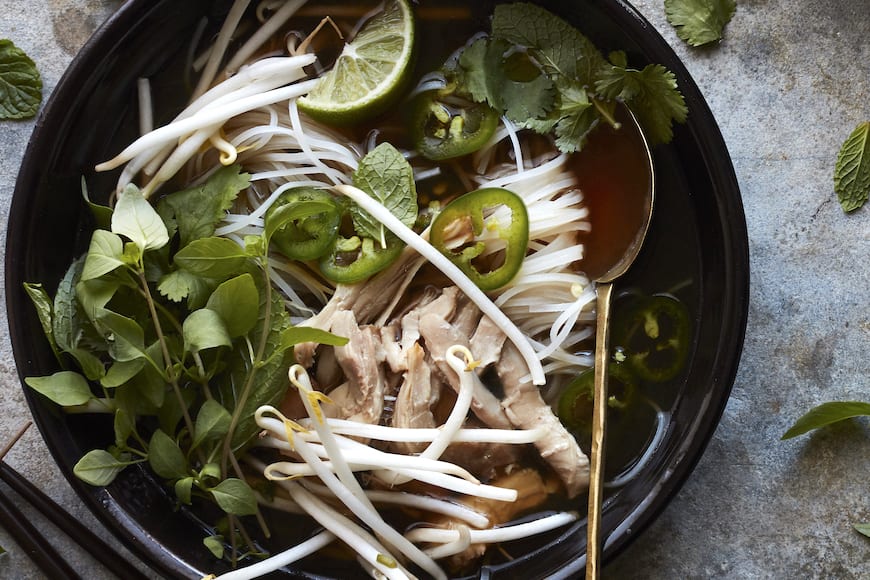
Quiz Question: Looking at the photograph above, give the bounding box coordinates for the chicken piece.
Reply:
[418,310,512,430]
[294,249,427,367]
[470,314,507,369]
[390,342,440,454]
[327,310,386,425]
[496,343,589,498]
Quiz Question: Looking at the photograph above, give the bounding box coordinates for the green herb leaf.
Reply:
[203,535,225,559]
[206,274,259,338]
[113,407,135,448]
[551,81,597,153]
[855,523,870,538]
[183,308,232,353]
[210,478,258,516]
[781,401,870,439]
[24,283,57,355]
[53,259,85,353]
[157,165,249,247]
[458,37,555,123]
[101,359,146,388]
[596,62,688,145]
[81,230,126,281]
[664,0,735,47]
[833,121,870,212]
[73,449,130,486]
[173,237,249,279]
[24,371,92,406]
[281,326,349,351]
[148,429,188,480]
[192,400,232,450]
[94,309,147,362]
[0,39,42,120]
[492,2,607,86]
[224,284,293,448]
[175,476,194,505]
[112,184,169,253]
[351,142,417,248]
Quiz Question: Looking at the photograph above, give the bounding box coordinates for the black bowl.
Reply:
[6,0,748,578]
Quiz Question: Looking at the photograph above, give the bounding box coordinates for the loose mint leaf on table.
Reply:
[781,401,870,439]
[0,39,42,119]
[833,121,870,212]
[351,142,417,248]
[855,523,870,539]
[664,0,736,47]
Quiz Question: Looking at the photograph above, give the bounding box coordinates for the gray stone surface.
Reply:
[0,0,867,579]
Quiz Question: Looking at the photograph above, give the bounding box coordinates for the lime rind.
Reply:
[298,0,415,125]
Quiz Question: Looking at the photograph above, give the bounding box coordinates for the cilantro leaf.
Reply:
[833,121,870,212]
[0,39,42,120]
[664,0,736,47]
[596,62,688,145]
[552,82,599,153]
[456,37,555,124]
[456,37,490,103]
[351,142,417,247]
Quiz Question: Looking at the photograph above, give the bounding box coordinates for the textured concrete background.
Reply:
[0,0,867,578]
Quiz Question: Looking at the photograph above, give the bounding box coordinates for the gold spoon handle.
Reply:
[586,281,614,579]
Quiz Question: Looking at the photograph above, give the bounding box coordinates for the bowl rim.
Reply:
[6,0,749,577]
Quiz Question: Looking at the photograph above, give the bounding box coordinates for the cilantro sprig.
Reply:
[445,2,687,153]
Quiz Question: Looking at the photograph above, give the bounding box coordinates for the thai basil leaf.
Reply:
[782,401,870,439]
[148,429,188,480]
[112,184,169,253]
[24,371,92,406]
[206,274,259,338]
[210,478,257,516]
[73,449,131,486]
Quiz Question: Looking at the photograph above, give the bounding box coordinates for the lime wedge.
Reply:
[298,0,415,125]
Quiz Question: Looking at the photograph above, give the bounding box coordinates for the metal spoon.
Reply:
[584,108,655,579]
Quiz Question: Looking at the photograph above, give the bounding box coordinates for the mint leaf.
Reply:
[0,39,42,119]
[781,401,870,439]
[492,2,607,86]
[855,523,870,539]
[833,121,870,212]
[596,62,688,145]
[157,165,248,247]
[665,0,736,47]
[351,142,417,247]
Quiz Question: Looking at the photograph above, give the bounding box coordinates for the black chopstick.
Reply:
[0,461,150,580]
[0,484,82,580]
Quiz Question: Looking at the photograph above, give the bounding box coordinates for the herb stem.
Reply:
[593,98,621,130]
[137,270,202,463]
